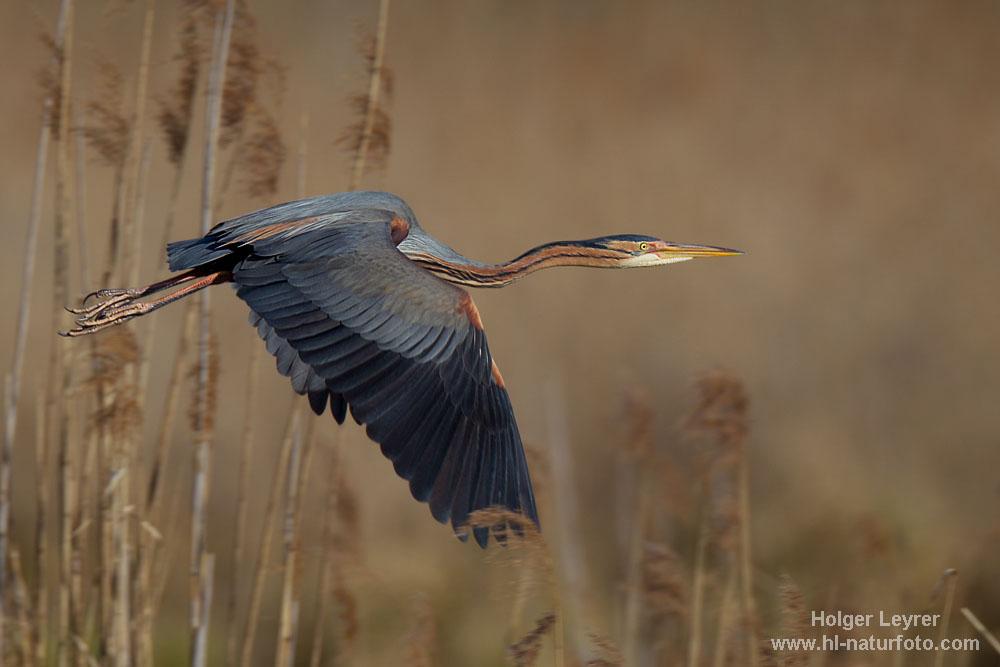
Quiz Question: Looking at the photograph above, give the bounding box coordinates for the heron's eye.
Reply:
[638,242,649,251]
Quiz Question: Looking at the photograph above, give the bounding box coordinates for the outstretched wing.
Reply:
[226,212,538,546]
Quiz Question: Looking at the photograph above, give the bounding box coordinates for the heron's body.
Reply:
[64,191,739,547]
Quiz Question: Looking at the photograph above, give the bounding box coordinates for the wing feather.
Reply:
[227,212,537,544]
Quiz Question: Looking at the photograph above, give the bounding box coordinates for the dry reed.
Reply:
[621,389,654,665]
[686,370,758,667]
[223,338,260,667]
[240,401,300,667]
[212,1,286,212]
[9,548,36,663]
[6,1,391,665]
[541,380,588,662]
[343,0,392,190]
[4,13,72,602]
[507,611,557,667]
[119,0,155,289]
[402,593,436,667]
[929,568,957,667]
[240,105,286,199]
[50,4,78,663]
[775,574,808,667]
[307,436,340,667]
[156,6,203,247]
[276,412,316,667]
[332,569,360,664]
[641,542,687,620]
[72,100,90,290]
[33,389,49,667]
[466,507,554,585]
[219,1,262,149]
[585,633,625,667]
[960,607,1000,655]
[190,3,236,664]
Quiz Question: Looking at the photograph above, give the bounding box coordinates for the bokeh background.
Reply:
[1,0,998,665]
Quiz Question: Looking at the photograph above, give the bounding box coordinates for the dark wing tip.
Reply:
[307,391,328,416]
[331,393,348,425]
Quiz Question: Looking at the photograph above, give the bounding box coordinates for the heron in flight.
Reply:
[63,191,740,547]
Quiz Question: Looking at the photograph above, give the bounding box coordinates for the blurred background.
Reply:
[1,0,998,665]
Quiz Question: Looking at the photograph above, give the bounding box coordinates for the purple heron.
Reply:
[63,191,740,546]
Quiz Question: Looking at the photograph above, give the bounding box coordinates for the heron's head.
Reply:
[587,234,743,267]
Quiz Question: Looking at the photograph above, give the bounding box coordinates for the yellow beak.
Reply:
[649,242,743,258]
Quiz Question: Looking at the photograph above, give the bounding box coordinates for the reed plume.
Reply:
[772,574,808,667]
[340,0,392,189]
[585,633,625,667]
[507,611,557,667]
[402,593,436,667]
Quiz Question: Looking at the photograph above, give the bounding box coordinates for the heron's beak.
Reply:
[647,242,743,259]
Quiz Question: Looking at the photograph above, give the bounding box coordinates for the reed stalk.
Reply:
[544,380,589,658]
[4,0,69,657]
[59,391,77,667]
[50,3,78,662]
[240,402,300,667]
[146,300,197,513]
[120,0,156,288]
[9,547,36,664]
[73,102,90,290]
[622,470,651,666]
[145,303,198,630]
[35,390,50,663]
[224,340,261,667]
[298,113,308,198]
[687,509,709,667]
[712,561,737,667]
[191,3,236,664]
[933,569,958,667]
[276,413,315,667]
[308,437,340,667]
[738,449,758,667]
[621,390,655,665]
[131,139,153,403]
[5,115,47,667]
[961,607,1000,654]
[347,0,391,190]
[191,554,216,667]
[70,116,91,658]
[136,518,162,667]
[108,15,157,658]
[112,423,130,667]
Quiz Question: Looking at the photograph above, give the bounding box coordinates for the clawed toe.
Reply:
[62,290,147,337]
[83,287,140,305]
[66,293,134,317]
[61,271,223,339]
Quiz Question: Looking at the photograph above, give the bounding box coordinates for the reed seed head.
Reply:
[36,30,64,138]
[641,542,688,619]
[81,58,130,168]
[506,611,557,667]
[586,633,626,667]
[157,11,202,166]
[240,104,286,198]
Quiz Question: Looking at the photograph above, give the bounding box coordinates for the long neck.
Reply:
[403,240,627,288]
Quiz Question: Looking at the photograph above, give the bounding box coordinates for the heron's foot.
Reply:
[88,286,148,304]
[60,271,226,338]
[60,291,150,337]
[65,290,138,318]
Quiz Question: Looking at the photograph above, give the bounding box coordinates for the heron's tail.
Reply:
[166,236,231,272]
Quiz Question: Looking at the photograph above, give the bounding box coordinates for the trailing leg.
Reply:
[61,271,231,337]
